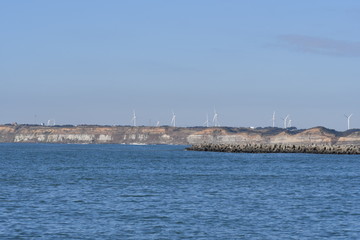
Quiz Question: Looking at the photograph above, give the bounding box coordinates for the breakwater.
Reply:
[187,143,360,155]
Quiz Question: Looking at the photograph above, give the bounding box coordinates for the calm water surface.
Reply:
[1,143,360,239]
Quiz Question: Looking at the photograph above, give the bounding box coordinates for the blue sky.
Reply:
[1,1,359,130]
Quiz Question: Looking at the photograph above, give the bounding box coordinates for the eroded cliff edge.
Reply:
[0,125,359,145]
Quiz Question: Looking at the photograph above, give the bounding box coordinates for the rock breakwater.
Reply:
[187,143,360,155]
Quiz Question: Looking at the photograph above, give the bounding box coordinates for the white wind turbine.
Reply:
[213,109,219,127]
[131,110,137,127]
[282,115,289,129]
[344,113,353,130]
[171,111,176,127]
[204,114,209,127]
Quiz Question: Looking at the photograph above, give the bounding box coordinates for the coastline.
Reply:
[0,124,360,146]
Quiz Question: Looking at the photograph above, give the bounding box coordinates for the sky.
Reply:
[1,1,359,130]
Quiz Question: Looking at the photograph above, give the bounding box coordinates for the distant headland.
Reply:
[0,124,360,147]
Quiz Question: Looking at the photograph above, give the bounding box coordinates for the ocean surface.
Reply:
[1,144,360,239]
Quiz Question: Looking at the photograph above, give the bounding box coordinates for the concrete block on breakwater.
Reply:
[186,143,360,155]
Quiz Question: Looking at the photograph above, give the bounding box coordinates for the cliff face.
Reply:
[0,125,359,145]
[0,125,201,145]
[186,127,341,145]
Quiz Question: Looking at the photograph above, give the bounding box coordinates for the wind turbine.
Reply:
[131,110,137,127]
[213,109,219,127]
[171,111,176,127]
[204,114,209,127]
[344,113,353,130]
[288,119,292,128]
[156,121,160,127]
[282,115,289,129]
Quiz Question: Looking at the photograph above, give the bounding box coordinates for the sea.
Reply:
[1,143,360,240]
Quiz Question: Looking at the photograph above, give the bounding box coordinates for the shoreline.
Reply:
[1,125,360,146]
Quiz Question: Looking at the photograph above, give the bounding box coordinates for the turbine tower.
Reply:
[213,109,219,127]
[288,119,292,128]
[204,114,209,127]
[272,111,276,127]
[171,111,176,127]
[131,110,137,127]
[282,115,289,129]
[344,114,353,130]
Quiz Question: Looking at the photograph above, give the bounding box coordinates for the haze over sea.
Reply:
[1,144,360,239]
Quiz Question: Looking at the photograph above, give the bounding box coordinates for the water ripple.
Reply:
[1,144,360,239]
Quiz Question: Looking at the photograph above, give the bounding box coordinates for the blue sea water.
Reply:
[1,144,360,239]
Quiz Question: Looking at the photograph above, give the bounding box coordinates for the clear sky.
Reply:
[1,1,359,130]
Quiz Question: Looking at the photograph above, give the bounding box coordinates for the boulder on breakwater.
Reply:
[186,143,360,155]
